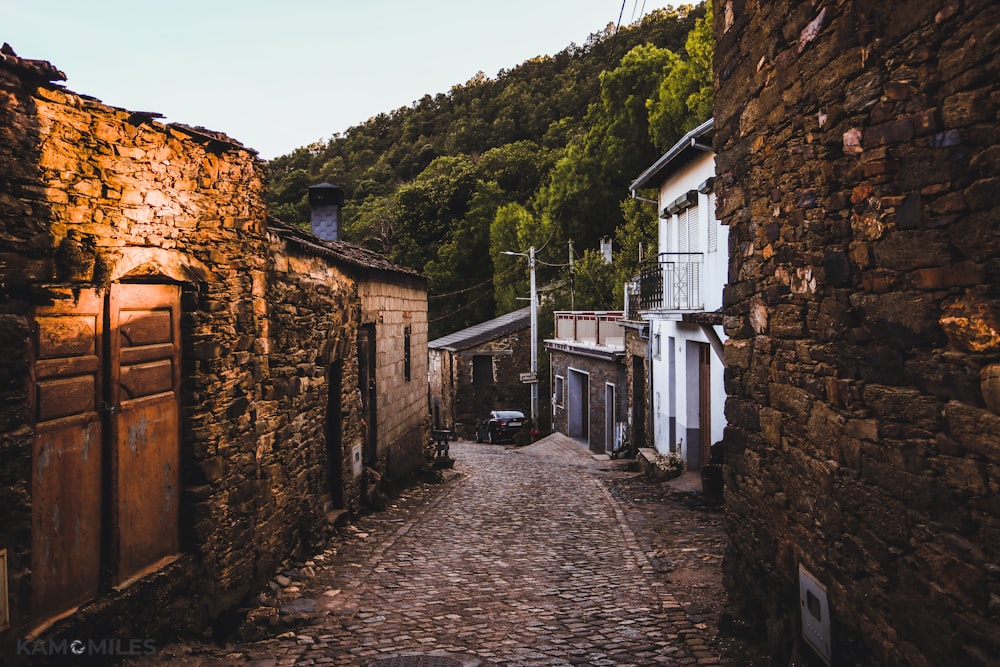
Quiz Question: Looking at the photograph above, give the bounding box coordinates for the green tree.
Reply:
[490,204,535,313]
[535,41,678,254]
[424,182,504,338]
[648,1,714,151]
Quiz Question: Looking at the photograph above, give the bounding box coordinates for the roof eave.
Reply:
[630,118,715,192]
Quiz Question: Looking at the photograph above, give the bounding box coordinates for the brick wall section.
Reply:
[359,277,429,488]
[715,1,1000,663]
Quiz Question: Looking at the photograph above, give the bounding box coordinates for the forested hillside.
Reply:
[268,2,713,338]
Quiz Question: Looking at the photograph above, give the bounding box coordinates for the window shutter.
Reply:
[708,193,718,253]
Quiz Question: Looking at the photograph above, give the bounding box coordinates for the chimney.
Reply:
[308,183,345,241]
[600,236,613,264]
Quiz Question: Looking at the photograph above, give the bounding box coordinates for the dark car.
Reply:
[475,410,529,444]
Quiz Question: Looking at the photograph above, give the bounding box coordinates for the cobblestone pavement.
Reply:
[133,436,757,666]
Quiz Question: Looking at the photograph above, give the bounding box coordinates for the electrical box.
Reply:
[352,443,363,478]
[799,564,831,665]
[0,549,8,631]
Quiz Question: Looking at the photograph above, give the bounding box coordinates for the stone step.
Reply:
[326,509,349,526]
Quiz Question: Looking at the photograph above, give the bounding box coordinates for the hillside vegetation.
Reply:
[268,3,713,338]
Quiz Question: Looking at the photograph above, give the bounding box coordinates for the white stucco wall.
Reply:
[642,146,729,467]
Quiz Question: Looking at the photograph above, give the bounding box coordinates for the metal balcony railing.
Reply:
[636,253,703,311]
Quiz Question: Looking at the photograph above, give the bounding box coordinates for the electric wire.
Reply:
[428,260,521,299]
[428,287,497,323]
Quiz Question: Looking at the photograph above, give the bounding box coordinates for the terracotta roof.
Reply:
[268,217,425,281]
[429,307,531,351]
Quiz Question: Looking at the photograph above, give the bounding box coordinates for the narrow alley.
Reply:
[131,436,744,666]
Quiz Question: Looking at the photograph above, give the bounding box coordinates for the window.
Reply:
[653,332,662,359]
[554,375,565,407]
[472,354,493,386]
[678,205,700,252]
[707,192,718,253]
[404,327,411,382]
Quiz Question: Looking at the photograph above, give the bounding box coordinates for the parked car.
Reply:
[475,410,529,444]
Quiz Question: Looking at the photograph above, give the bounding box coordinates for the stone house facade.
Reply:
[0,47,427,656]
[715,1,1000,664]
[428,307,532,439]
[545,312,628,454]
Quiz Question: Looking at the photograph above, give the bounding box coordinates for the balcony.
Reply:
[636,253,703,312]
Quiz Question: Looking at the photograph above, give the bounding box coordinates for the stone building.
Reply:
[545,311,628,454]
[715,1,1000,664]
[428,307,532,439]
[301,184,430,495]
[0,46,427,656]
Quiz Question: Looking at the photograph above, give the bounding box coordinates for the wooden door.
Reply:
[108,284,181,586]
[358,325,377,465]
[30,289,104,623]
[699,343,712,468]
[326,360,345,508]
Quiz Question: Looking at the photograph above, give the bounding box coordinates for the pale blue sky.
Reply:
[4,0,677,159]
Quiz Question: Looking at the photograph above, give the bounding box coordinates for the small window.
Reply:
[554,375,565,407]
[707,193,718,253]
[404,327,411,382]
[472,355,493,386]
[653,332,662,359]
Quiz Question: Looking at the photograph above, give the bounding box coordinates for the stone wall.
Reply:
[266,232,365,520]
[623,324,651,450]
[548,348,628,454]
[449,330,532,439]
[715,1,1000,663]
[0,49,425,656]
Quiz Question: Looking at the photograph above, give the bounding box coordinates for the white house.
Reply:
[628,118,727,470]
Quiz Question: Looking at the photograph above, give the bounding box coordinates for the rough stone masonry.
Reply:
[0,44,427,661]
[715,1,999,664]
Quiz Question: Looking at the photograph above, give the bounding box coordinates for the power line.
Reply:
[428,261,521,299]
[428,287,496,323]
[603,0,628,76]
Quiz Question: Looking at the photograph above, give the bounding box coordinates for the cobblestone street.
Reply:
[135,436,751,666]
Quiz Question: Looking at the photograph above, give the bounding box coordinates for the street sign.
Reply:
[519,372,538,383]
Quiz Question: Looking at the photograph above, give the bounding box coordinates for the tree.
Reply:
[648,1,714,151]
[534,41,678,255]
[490,204,535,313]
[424,182,503,338]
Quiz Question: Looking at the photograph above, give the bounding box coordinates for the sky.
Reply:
[4,0,678,160]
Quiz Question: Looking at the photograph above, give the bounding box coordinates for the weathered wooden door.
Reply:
[30,283,181,623]
[31,289,104,623]
[358,324,377,465]
[108,283,181,586]
[699,343,712,469]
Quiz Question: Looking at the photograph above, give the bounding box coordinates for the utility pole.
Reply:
[528,246,538,424]
[502,247,539,424]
